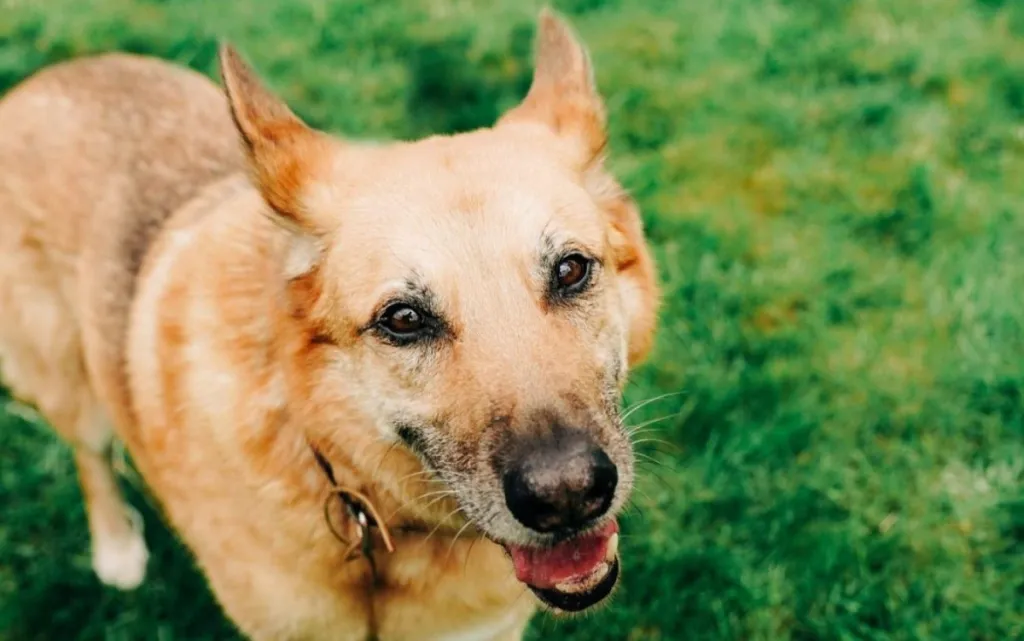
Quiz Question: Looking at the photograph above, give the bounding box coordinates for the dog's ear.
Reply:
[218,43,330,233]
[590,173,660,366]
[498,8,606,167]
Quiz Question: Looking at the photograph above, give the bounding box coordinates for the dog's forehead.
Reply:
[316,131,607,311]
[319,131,606,256]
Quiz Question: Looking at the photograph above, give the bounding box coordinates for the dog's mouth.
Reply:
[500,520,620,612]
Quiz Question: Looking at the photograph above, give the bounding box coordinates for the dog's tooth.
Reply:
[554,562,610,594]
[605,533,619,561]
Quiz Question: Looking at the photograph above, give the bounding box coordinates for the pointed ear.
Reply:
[498,8,607,166]
[218,43,329,230]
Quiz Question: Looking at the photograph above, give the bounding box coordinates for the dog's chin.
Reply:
[497,521,620,613]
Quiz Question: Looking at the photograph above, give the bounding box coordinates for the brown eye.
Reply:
[554,254,593,294]
[372,297,448,346]
[380,304,424,336]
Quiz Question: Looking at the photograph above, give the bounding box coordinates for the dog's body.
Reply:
[0,12,657,641]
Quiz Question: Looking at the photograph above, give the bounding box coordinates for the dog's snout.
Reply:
[501,432,618,533]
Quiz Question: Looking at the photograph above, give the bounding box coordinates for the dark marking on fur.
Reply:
[394,421,447,474]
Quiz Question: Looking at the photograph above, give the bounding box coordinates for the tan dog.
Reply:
[0,9,658,640]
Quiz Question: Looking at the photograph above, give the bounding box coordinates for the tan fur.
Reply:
[0,10,657,640]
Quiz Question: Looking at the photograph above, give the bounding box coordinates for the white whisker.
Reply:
[625,410,684,436]
[422,507,464,545]
[620,390,686,423]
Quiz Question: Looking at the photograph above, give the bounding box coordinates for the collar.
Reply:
[308,441,395,582]
[308,440,483,569]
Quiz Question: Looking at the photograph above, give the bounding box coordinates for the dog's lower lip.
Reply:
[528,556,620,612]
[496,521,620,611]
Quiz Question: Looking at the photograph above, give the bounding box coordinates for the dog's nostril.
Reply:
[588,448,617,498]
[502,440,618,534]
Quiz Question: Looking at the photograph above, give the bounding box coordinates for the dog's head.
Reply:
[219,9,658,612]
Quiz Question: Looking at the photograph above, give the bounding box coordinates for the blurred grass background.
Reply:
[2,0,1024,639]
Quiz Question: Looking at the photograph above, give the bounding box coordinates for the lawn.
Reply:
[2,0,1024,639]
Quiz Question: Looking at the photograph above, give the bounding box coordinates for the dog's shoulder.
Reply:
[0,51,246,433]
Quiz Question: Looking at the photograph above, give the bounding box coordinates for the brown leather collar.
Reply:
[309,442,396,582]
[309,441,391,640]
[308,440,482,564]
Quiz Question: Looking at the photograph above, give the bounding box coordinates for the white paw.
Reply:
[92,514,149,590]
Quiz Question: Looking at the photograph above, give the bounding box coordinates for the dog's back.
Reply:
[0,53,241,433]
[0,53,241,587]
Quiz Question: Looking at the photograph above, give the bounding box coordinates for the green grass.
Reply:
[2,0,1024,639]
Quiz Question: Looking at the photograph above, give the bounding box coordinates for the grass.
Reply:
[2,0,1024,639]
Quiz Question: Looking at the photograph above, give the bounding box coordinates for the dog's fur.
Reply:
[0,11,657,640]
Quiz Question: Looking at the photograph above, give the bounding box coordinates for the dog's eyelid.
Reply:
[370,296,437,325]
[545,238,602,264]
[362,294,454,347]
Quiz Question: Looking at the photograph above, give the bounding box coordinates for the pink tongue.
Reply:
[507,522,618,589]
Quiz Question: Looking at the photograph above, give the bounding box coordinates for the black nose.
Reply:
[502,432,618,533]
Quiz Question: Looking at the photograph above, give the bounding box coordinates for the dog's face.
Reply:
[220,10,658,613]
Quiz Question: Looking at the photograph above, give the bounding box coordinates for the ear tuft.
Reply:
[499,9,607,166]
[218,43,305,151]
[218,43,327,225]
[534,8,597,94]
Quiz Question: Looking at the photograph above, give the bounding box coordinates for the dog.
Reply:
[0,9,658,640]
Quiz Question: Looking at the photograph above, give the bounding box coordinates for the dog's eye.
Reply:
[380,304,424,335]
[553,254,593,295]
[376,298,444,344]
